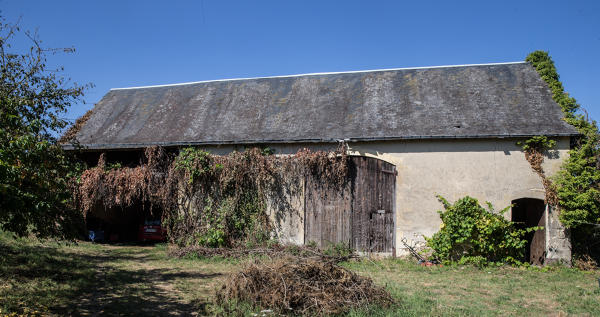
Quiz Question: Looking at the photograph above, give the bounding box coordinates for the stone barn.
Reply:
[67,61,577,264]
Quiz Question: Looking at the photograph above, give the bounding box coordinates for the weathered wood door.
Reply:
[350,156,396,253]
[304,156,396,253]
[303,174,351,248]
[529,205,546,265]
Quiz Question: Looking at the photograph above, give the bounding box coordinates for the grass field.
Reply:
[1,232,599,316]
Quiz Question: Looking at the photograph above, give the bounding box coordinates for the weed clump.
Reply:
[215,256,393,316]
[426,195,540,266]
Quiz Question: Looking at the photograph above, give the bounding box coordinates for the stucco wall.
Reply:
[264,175,305,245]
[346,137,571,256]
[192,137,572,259]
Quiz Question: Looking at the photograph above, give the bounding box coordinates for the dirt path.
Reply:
[70,244,225,316]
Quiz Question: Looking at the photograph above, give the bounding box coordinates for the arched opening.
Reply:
[511,198,546,265]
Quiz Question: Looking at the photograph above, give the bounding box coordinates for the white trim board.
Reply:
[110,61,527,91]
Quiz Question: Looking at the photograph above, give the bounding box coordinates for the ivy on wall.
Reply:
[526,51,600,229]
[526,51,600,267]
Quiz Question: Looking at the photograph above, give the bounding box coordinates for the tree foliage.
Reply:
[425,196,537,266]
[0,18,88,238]
[526,51,600,228]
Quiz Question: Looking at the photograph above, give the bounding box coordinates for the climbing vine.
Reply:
[517,136,558,205]
[75,145,348,247]
[526,51,600,228]
[527,51,600,266]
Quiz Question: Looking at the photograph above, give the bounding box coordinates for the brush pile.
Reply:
[216,256,394,315]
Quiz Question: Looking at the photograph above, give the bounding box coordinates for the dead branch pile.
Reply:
[216,256,393,315]
[574,254,599,271]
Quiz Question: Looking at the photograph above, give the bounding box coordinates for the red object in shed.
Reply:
[138,219,167,242]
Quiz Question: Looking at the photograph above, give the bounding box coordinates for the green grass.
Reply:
[1,232,599,316]
[341,259,600,316]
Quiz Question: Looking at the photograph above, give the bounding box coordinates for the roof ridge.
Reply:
[110,61,527,91]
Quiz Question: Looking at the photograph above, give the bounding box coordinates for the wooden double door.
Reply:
[304,156,396,253]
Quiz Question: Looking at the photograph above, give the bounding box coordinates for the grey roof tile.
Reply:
[73,62,578,149]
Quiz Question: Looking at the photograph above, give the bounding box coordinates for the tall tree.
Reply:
[0,18,89,238]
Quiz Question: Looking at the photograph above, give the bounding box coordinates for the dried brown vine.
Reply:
[59,108,94,144]
[74,144,348,247]
[524,148,559,206]
[76,147,167,217]
[295,143,348,188]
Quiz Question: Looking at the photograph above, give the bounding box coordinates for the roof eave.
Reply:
[62,133,580,151]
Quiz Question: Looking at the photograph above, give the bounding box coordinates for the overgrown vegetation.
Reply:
[75,145,348,248]
[0,17,90,238]
[425,196,539,266]
[167,147,277,248]
[526,51,600,264]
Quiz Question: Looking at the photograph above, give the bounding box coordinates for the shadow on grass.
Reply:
[0,239,218,316]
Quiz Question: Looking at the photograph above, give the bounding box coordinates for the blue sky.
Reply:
[2,0,600,126]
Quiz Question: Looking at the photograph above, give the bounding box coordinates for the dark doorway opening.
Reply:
[511,198,546,265]
[86,201,164,243]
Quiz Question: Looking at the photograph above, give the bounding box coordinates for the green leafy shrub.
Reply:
[425,196,540,266]
[174,147,221,184]
[167,148,272,247]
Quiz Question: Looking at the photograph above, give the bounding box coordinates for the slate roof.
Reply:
[71,62,578,149]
